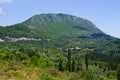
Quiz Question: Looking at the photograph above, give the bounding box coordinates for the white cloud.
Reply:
[0,0,11,4]
[0,0,11,15]
[0,8,5,14]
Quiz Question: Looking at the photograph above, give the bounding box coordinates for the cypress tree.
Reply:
[59,58,64,71]
[85,54,88,70]
[72,59,75,72]
[67,48,72,72]
[117,64,120,80]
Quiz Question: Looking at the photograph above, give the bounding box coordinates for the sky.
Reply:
[0,0,120,38]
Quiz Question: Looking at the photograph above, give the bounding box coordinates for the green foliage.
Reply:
[0,46,118,80]
[80,65,102,80]
[67,48,72,72]
[40,73,59,80]
[85,54,88,70]
[58,58,64,72]
[98,75,106,80]
[72,59,75,72]
[31,56,53,68]
[77,60,85,71]
[117,64,120,80]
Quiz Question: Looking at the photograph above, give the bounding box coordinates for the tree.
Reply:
[77,60,85,71]
[67,48,72,72]
[59,58,64,71]
[25,46,38,57]
[72,59,75,72]
[85,53,88,71]
[84,48,93,71]
[117,64,120,80]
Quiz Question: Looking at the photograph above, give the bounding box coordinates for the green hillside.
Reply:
[23,13,105,39]
[0,13,116,47]
[0,13,120,61]
[0,13,111,39]
[0,13,120,80]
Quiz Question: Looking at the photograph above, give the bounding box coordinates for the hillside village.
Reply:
[0,37,42,42]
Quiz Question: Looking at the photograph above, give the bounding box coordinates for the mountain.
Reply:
[0,13,120,80]
[0,13,112,39]
[23,13,110,39]
[0,13,119,47]
[0,13,120,63]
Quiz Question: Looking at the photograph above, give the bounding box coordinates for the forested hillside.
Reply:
[0,13,120,80]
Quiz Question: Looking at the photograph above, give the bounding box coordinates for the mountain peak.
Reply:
[24,13,98,30]
[0,13,111,40]
[25,13,77,23]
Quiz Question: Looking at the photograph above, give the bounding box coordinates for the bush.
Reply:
[98,75,106,80]
[40,73,59,80]
[31,56,54,68]
[80,66,101,80]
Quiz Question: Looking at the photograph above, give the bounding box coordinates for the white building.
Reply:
[0,38,5,42]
